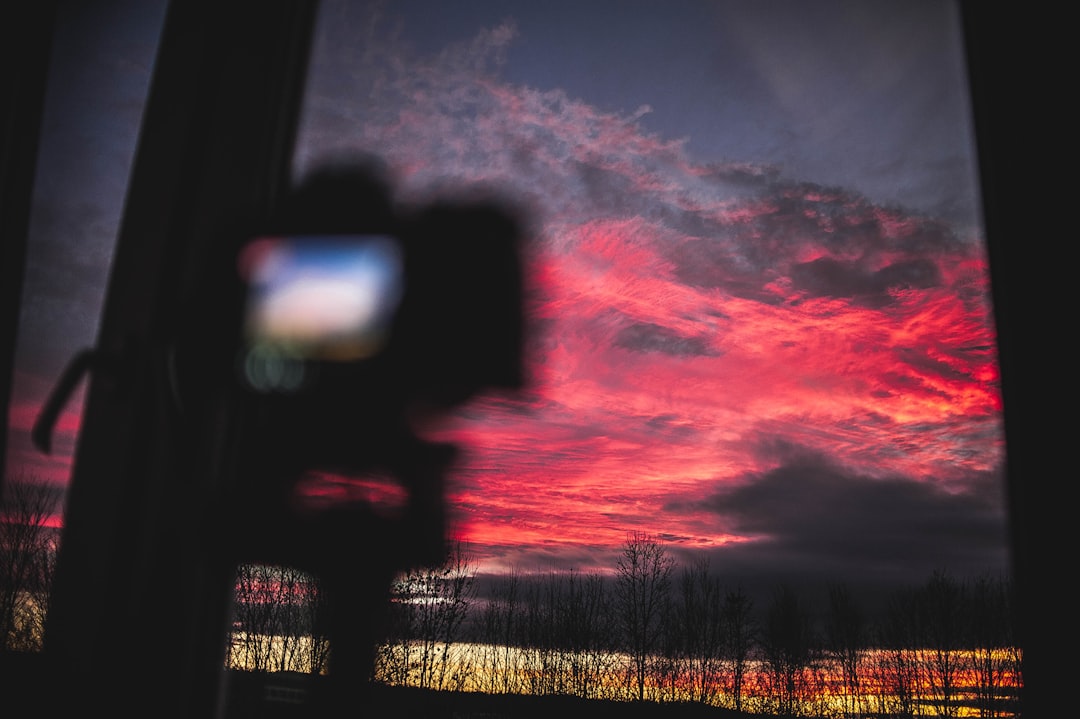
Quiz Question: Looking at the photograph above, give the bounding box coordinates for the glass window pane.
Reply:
[294,0,1008,587]
[2,1,166,650]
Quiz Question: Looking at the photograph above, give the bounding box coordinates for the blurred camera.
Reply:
[236,163,525,407]
[238,234,406,393]
[228,162,526,547]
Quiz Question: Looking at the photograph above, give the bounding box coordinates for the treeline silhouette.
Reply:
[224,532,1021,718]
[0,478,59,654]
[0,481,1020,717]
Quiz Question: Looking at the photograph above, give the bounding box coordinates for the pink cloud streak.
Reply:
[294,18,1005,573]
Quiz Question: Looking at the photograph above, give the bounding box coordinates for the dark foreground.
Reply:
[1,652,746,717]
[369,685,751,719]
[223,671,753,719]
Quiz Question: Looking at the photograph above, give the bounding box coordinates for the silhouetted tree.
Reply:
[227,563,329,674]
[671,557,724,704]
[872,586,922,719]
[559,569,616,699]
[376,574,412,686]
[379,541,476,690]
[721,586,755,714]
[228,564,309,671]
[230,563,281,671]
[298,570,331,675]
[968,572,1016,718]
[520,570,562,696]
[615,531,674,701]
[495,569,616,699]
[919,570,968,717]
[273,566,306,672]
[476,568,524,694]
[0,477,60,652]
[760,584,815,717]
[825,582,867,716]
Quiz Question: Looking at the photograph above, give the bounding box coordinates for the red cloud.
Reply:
[8,15,1004,580]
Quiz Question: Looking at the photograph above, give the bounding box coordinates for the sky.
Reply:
[5,0,1008,600]
[4,0,166,510]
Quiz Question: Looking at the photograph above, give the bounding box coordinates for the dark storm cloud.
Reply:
[643,413,700,442]
[790,256,942,307]
[663,238,781,304]
[680,445,1007,588]
[893,346,978,384]
[571,158,763,241]
[654,178,967,309]
[745,183,962,262]
[614,322,719,358]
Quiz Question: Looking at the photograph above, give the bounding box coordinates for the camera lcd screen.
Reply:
[238,235,404,362]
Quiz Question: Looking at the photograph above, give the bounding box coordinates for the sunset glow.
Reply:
[5,0,1008,598]
[288,1,1007,587]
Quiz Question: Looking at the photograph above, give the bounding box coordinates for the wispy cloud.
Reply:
[6,5,1002,595]
[292,10,1005,586]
